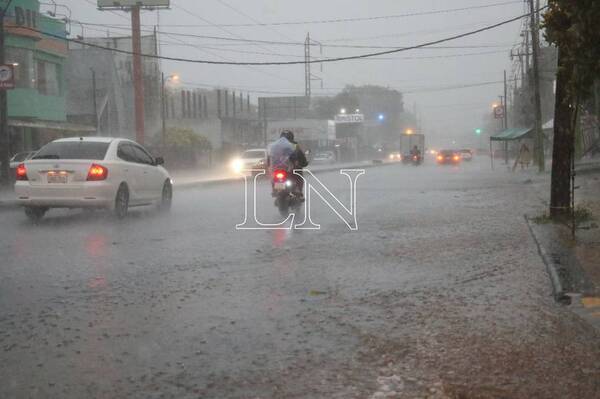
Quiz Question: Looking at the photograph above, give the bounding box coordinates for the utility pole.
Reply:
[161,72,166,151]
[503,70,509,131]
[0,0,14,186]
[500,95,508,164]
[304,33,311,98]
[524,31,530,77]
[529,0,544,172]
[131,5,145,144]
[91,68,98,134]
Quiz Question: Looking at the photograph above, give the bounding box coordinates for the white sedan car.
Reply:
[230,148,267,175]
[15,137,172,221]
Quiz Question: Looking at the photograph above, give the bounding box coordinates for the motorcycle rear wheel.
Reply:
[277,194,290,216]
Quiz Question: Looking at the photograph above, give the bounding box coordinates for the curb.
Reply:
[173,161,395,191]
[524,215,569,303]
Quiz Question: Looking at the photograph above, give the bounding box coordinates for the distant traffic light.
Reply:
[475,128,482,135]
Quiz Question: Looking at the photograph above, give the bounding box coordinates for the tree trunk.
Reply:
[550,48,575,218]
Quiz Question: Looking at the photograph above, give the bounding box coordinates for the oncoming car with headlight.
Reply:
[388,152,402,162]
[436,149,462,165]
[14,137,172,221]
[230,148,267,175]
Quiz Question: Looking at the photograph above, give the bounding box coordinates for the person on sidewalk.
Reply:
[518,143,532,170]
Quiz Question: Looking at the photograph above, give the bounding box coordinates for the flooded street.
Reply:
[2,160,598,398]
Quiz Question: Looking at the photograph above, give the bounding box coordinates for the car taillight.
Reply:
[87,164,108,181]
[437,156,443,161]
[273,169,287,182]
[16,163,28,181]
[453,156,460,161]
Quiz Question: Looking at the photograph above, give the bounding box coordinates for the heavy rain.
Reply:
[0,1,599,398]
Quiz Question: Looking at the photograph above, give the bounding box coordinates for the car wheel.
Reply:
[158,180,172,212]
[24,207,47,223]
[114,184,129,219]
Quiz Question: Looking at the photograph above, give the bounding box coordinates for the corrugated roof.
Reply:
[490,127,533,141]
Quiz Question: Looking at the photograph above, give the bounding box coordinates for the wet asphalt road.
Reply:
[1,159,599,399]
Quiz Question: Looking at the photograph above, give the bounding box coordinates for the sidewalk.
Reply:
[527,169,600,330]
[576,158,600,175]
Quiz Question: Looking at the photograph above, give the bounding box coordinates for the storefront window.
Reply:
[36,60,60,96]
[5,47,34,89]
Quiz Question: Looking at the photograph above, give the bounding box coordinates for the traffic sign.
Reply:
[493,105,505,119]
[0,65,15,90]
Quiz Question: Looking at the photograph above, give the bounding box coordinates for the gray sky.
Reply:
[55,0,531,147]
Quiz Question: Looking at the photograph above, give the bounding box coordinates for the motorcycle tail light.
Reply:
[273,169,287,182]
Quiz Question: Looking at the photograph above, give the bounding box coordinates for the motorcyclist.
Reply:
[268,130,308,198]
[410,145,421,162]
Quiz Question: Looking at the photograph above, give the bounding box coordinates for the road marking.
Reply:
[581,297,600,308]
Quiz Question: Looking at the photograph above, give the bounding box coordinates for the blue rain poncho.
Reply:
[268,137,295,169]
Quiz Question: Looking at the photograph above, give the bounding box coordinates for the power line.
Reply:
[82,1,523,28]
[404,79,516,94]
[171,3,299,85]
[28,9,540,66]
[155,42,509,60]
[71,20,515,50]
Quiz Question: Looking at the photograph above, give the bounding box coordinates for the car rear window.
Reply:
[33,141,110,160]
[12,152,31,162]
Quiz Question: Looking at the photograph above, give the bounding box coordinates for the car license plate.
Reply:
[274,182,286,190]
[47,172,68,184]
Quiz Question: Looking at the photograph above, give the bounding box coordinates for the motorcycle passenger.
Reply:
[268,131,295,170]
[289,139,309,199]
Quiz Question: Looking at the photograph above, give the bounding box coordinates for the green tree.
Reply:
[161,128,212,168]
[543,1,600,218]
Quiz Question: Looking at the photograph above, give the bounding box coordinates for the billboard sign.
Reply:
[0,65,15,90]
[98,0,170,8]
[259,96,311,120]
[334,113,364,124]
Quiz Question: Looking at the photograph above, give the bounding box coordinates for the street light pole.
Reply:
[131,5,145,144]
[0,0,14,186]
[528,0,544,172]
[91,68,98,134]
[161,72,166,151]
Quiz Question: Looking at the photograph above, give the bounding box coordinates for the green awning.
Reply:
[490,127,533,141]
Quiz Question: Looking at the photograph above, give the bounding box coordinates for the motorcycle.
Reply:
[272,169,303,216]
[411,154,423,166]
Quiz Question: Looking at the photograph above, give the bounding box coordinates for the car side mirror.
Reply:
[155,156,165,166]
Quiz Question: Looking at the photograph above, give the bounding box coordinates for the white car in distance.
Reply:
[15,137,173,221]
[231,148,268,175]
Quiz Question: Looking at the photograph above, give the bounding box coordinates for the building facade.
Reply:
[2,0,91,152]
